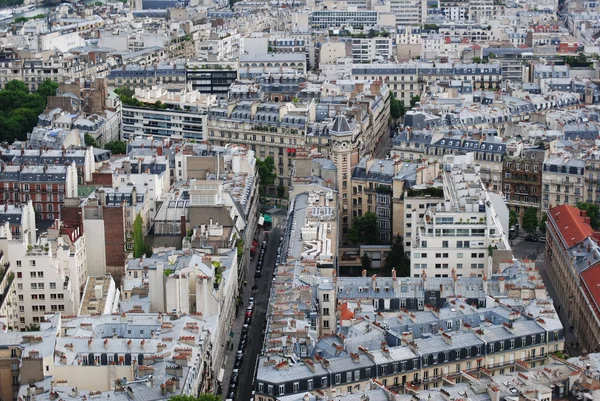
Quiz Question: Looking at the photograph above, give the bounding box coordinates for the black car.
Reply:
[234,358,242,368]
[241,332,248,342]
[525,235,538,242]
[239,339,246,349]
[255,270,262,278]
[227,389,236,399]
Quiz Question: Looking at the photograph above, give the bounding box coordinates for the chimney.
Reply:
[361,269,367,277]
[499,277,506,293]
[157,145,163,156]
[371,275,377,291]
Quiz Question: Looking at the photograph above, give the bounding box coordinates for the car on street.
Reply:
[525,235,538,242]
[245,310,253,318]
[238,339,246,350]
[539,236,546,243]
[254,270,261,278]
[242,324,249,333]
[227,389,236,399]
[231,369,239,384]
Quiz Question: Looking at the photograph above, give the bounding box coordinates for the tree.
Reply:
[5,80,27,93]
[522,207,539,235]
[384,234,410,276]
[409,95,421,108]
[84,134,98,147]
[472,56,483,63]
[132,214,145,258]
[576,202,600,230]
[256,156,276,198]
[105,141,127,155]
[390,93,406,120]
[277,185,285,199]
[509,209,518,228]
[538,213,547,234]
[36,79,59,103]
[0,80,52,142]
[361,253,372,270]
[348,212,379,245]
[169,395,221,401]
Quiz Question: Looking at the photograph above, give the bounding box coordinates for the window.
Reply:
[323,294,329,302]
[49,282,56,289]
[37,272,43,278]
[31,283,37,290]
[267,385,273,395]
[293,383,299,392]
[346,372,352,382]
[323,308,330,316]
[323,320,329,328]
[307,380,313,390]
[29,260,36,266]
[321,377,327,387]
[335,374,341,384]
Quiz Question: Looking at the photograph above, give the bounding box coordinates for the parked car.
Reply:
[231,369,239,384]
[245,310,253,319]
[242,324,249,333]
[539,236,546,243]
[254,270,262,278]
[525,235,538,242]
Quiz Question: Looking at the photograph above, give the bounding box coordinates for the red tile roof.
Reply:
[581,264,600,314]
[340,302,354,320]
[549,204,594,248]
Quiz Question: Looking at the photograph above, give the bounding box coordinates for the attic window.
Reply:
[375,287,380,292]
[385,287,389,292]
[339,287,343,292]
[358,288,363,292]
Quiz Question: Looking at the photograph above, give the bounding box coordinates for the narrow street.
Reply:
[512,238,581,357]
[220,211,287,400]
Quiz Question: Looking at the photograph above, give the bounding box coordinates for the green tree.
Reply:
[132,214,145,258]
[277,185,285,199]
[84,134,98,147]
[538,213,547,234]
[361,253,372,270]
[169,394,221,401]
[522,207,539,235]
[105,141,127,155]
[409,95,421,108]
[472,56,483,63]
[256,156,276,198]
[348,212,379,245]
[36,79,59,104]
[509,209,518,228]
[390,93,406,120]
[5,80,27,93]
[384,234,410,276]
[576,202,600,230]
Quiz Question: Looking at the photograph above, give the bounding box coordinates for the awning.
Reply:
[253,240,259,247]
[258,215,265,226]
[263,214,272,223]
[218,368,225,382]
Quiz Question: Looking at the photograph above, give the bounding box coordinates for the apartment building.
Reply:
[503,146,547,220]
[255,263,563,401]
[585,152,600,205]
[107,64,187,89]
[546,204,600,353]
[0,201,36,243]
[351,37,394,62]
[351,63,501,106]
[1,147,96,184]
[121,103,207,140]
[122,249,238,391]
[541,156,585,213]
[400,187,444,249]
[425,136,506,191]
[3,219,87,330]
[409,154,511,279]
[352,158,439,244]
[0,52,109,91]
[207,101,312,192]
[0,163,78,221]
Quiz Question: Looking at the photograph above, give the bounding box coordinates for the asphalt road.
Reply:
[232,219,283,401]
